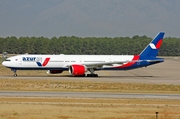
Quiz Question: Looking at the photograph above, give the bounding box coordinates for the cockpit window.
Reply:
[5,59,11,61]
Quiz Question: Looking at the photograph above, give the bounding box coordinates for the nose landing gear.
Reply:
[12,69,17,77]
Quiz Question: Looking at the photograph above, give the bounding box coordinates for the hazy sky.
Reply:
[0,0,180,38]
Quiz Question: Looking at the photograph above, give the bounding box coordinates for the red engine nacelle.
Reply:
[47,70,64,74]
[69,64,86,76]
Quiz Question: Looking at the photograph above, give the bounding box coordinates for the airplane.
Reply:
[2,32,165,77]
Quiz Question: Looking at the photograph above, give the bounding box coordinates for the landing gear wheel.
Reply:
[87,74,98,77]
[87,68,98,77]
[94,74,98,77]
[12,69,17,77]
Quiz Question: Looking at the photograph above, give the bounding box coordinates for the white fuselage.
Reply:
[3,54,135,69]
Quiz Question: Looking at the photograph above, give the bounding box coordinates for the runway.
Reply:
[1,91,180,99]
[1,74,180,85]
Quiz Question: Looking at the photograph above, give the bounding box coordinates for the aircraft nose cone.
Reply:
[2,61,8,67]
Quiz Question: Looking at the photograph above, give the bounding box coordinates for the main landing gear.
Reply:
[12,69,17,77]
[87,74,98,77]
[87,69,98,77]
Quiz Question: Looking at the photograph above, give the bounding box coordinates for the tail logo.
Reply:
[149,43,157,49]
[155,39,163,49]
[36,58,50,67]
[149,39,163,49]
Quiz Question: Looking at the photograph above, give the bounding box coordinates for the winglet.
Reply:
[139,32,165,57]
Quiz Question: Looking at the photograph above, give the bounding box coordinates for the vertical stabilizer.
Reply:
[139,32,165,57]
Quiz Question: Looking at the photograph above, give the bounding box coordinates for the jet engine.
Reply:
[69,64,87,76]
[47,70,64,74]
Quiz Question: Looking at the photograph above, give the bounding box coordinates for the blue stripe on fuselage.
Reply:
[102,57,164,70]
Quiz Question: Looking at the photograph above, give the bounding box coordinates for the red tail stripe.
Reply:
[156,39,163,49]
[116,55,140,68]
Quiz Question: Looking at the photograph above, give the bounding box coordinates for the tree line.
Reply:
[0,35,180,56]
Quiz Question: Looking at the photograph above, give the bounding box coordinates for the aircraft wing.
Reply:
[65,60,139,69]
[83,61,127,68]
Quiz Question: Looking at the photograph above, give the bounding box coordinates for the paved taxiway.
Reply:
[0,58,180,99]
[0,58,180,85]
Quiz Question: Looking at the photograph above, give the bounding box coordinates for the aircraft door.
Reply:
[17,57,22,66]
